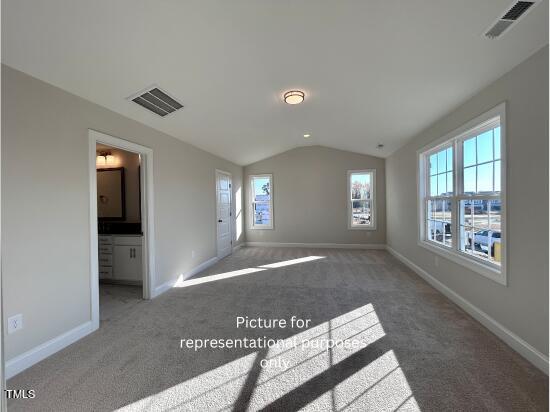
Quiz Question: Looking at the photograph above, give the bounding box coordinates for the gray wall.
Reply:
[386,46,549,356]
[244,146,386,245]
[1,66,244,360]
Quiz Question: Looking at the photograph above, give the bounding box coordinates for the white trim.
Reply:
[245,242,386,250]
[249,173,274,230]
[418,240,506,285]
[5,321,94,379]
[89,129,156,330]
[417,102,507,285]
[386,246,548,374]
[152,256,220,297]
[215,169,233,259]
[232,243,244,252]
[347,169,377,230]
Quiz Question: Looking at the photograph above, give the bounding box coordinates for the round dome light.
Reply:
[284,90,305,105]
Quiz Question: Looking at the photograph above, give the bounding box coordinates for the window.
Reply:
[250,174,273,229]
[348,170,376,229]
[419,103,506,285]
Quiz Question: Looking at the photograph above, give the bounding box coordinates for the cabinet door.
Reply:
[113,245,142,281]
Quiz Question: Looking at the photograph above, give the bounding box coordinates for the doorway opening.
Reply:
[89,130,156,331]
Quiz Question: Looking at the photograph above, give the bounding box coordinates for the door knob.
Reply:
[218,219,223,223]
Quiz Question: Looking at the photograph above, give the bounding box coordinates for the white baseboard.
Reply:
[386,246,549,374]
[232,243,244,252]
[152,256,220,298]
[5,321,94,379]
[245,242,386,250]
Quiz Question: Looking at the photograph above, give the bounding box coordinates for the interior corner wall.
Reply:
[243,145,386,245]
[386,46,549,357]
[1,65,244,362]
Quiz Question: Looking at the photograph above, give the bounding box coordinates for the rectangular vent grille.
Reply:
[485,20,515,38]
[130,87,183,117]
[502,1,534,20]
[485,1,537,39]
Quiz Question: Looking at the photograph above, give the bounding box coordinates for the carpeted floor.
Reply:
[7,247,548,411]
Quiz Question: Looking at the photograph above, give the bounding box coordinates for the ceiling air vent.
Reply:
[484,1,538,39]
[128,86,183,117]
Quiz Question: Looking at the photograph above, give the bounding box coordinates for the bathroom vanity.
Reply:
[98,234,143,284]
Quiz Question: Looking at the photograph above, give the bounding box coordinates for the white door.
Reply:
[216,171,232,258]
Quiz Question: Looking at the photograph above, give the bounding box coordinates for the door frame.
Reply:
[88,129,156,330]
[215,169,233,259]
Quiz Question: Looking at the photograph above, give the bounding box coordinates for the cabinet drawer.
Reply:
[99,266,113,279]
[98,254,113,266]
[98,236,113,245]
[99,244,113,255]
[113,236,142,246]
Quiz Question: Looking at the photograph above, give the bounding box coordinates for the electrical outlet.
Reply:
[8,314,23,334]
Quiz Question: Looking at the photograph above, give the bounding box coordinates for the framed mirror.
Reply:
[97,167,126,221]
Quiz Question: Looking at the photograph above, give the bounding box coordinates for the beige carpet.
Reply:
[7,247,548,411]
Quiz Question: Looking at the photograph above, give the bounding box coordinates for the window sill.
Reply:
[418,240,507,286]
[249,226,273,230]
[348,224,377,231]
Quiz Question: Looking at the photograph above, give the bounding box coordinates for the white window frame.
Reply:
[418,102,507,285]
[347,169,377,230]
[250,174,273,230]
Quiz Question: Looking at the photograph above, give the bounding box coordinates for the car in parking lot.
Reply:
[469,230,501,257]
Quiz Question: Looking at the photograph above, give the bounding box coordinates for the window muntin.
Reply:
[250,175,273,229]
[348,170,375,229]
[420,111,504,279]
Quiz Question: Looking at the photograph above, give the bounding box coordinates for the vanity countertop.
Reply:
[98,233,143,237]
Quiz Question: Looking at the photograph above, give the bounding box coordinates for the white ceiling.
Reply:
[2,1,548,165]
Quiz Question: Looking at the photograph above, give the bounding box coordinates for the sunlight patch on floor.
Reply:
[173,256,325,288]
[116,353,258,411]
[116,304,419,411]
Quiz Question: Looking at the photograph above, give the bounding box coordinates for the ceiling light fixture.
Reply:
[303,134,311,138]
[96,151,116,167]
[284,90,305,105]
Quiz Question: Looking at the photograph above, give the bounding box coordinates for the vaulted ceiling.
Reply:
[2,0,548,165]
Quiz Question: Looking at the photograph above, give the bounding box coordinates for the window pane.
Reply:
[477,130,493,163]
[459,199,500,264]
[464,166,476,193]
[427,199,435,220]
[461,200,474,227]
[437,173,447,196]
[494,160,501,192]
[489,200,501,232]
[350,173,371,200]
[427,220,436,242]
[253,177,270,201]
[460,225,475,253]
[494,127,501,160]
[491,231,502,263]
[437,151,447,174]
[477,163,493,193]
[472,200,490,230]
[426,200,452,247]
[446,147,453,171]
[446,172,453,193]
[430,176,438,196]
[463,137,476,167]
[254,203,271,226]
[429,154,437,175]
[351,200,371,226]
